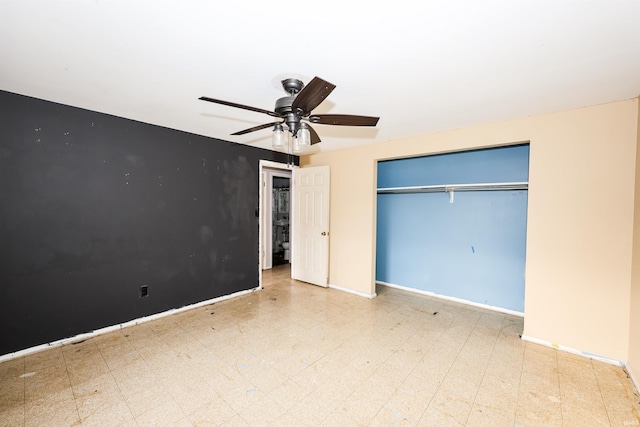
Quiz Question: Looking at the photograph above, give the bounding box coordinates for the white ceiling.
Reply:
[2,1,640,153]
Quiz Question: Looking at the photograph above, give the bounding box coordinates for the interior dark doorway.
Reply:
[272,176,291,266]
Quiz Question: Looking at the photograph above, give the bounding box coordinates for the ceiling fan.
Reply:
[199,76,379,151]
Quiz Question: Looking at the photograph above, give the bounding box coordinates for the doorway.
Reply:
[271,176,291,266]
[259,162,331,289]
[260,162,293,272]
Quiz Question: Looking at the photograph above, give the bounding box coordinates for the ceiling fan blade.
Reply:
[307,124,321,145]
[308,114,379,126]
[199,96,278,117]
[231,122,280,135]
[291,77,336,116]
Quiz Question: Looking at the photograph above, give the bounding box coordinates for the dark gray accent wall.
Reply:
[0,90,296,355]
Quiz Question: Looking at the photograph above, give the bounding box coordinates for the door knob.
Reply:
[321,231,327,236]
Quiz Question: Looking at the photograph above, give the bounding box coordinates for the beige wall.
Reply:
[629,98,640,382]
[302,98,639,363]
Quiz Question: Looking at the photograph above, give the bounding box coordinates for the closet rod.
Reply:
[377,181,528,194]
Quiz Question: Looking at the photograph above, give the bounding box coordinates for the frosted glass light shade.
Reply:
[292,136,302,153]
[272,124,286,149]
[298,124,311,147]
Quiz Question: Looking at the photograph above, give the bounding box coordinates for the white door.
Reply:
[292,166,330,287]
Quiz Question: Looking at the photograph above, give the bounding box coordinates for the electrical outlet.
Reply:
[140,285,148,298]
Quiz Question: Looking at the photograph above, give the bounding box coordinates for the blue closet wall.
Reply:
[376,145,529,312]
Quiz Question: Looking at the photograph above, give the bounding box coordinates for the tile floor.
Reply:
[1,265,639,426]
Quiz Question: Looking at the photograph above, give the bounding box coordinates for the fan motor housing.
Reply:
[275,96,295,115]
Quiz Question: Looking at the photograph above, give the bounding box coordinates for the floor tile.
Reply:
[24,390,80,427]
[187,397,237,426]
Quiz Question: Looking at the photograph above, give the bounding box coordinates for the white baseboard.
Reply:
[627,364,640,395]
[376,281,524,317]
[0,286,261,363]
[329,284,377,299]
[520,334,625,367]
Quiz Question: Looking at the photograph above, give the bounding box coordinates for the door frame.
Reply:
[259,160,296,287]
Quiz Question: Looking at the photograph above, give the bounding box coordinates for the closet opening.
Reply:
[375,143,530,314]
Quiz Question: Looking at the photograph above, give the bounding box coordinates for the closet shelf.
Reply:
[377,181,528,194]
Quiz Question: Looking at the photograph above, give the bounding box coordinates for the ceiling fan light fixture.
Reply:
[272,123,286,149]
[199,76,379,150]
